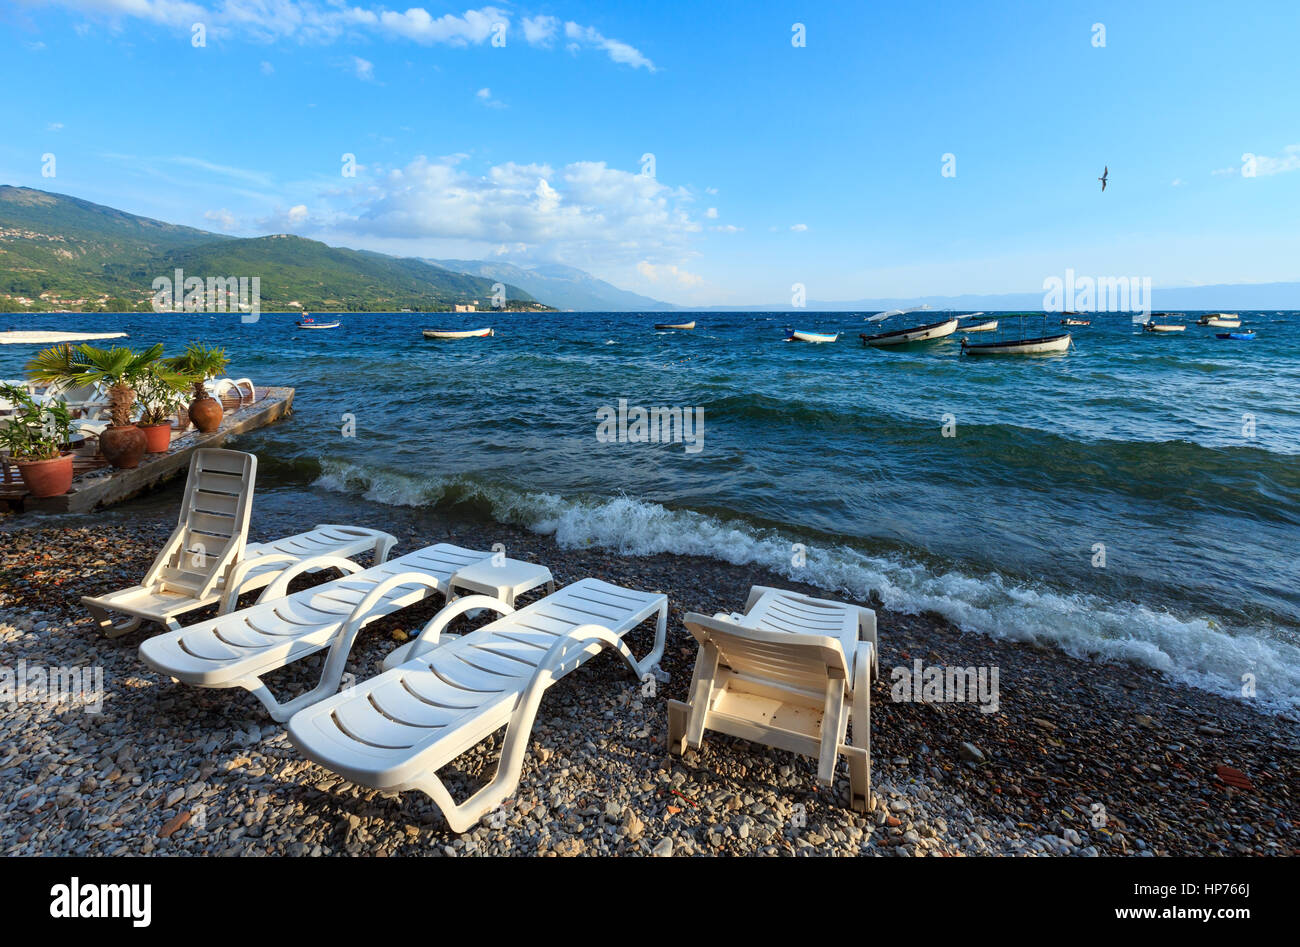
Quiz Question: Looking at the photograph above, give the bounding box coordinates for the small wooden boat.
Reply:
[860,317,959,347]
[1216,331,1256,341]
[296,315,340,329]
[1060,318,1091,326]
[961,319,999,333]
[1200,313,1242,328]
[1143,314,1186,333]
[422,328,495,340]
[962,333,1072,355]
[654,321,696,330]
[785,329,839,343]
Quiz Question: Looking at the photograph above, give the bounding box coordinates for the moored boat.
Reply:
[654,321,696,330]
[1199,313,1241,328]
[1216,330,1256,341]
[296,314,341,329]
[962,332,1072,355]
[785,329,839,343]
[859,317,959,347]
[1143,322,1185,333]
[1060,317,1091,326]
[422,327,495,339]
[961,319,999,333]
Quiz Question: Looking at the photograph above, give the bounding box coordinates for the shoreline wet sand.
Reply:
[1,486,1296,856]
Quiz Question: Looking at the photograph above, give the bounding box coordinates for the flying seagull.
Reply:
[1098,166,1108,191]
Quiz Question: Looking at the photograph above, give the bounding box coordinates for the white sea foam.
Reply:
[314,460,1300,713]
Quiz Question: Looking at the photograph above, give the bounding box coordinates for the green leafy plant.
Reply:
[0,384,72,462]
[166,343,230,400]
[134,364,193,425]
[26,342,166,427]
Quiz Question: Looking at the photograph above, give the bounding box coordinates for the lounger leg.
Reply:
[817,678,847,787]
[374,534,396,564]
[849,657,872,810]
[845,746,870,813]
[86,602,143,639]
[684,642,720,749]
[667,699,690,755]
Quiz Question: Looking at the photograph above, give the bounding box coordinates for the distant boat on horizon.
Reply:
[1200,313,1242,328]
[296,314,340,329]
[654,320,696,330]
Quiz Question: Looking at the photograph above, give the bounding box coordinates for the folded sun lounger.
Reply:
[138,543,493,721]
[82,448,397,637]
[667,586,878,811]
[287,579,668,832]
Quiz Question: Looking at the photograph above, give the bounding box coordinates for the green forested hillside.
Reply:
[0,186,543,312]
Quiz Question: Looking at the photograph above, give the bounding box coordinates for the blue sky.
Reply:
[2,0,1298,305]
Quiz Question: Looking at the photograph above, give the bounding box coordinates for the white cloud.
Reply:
[521,14,558,45]
[260,60,274,75]
[1170,178,1183,187]
[287,204,309,224]
[47,122,64,132]
[636,261,703,287]
[710,224,741,233]
[204,208,237,230]
[563,20,654,70]
[40,3,654,69]
[1253,144,1300,176]
[705,207,717,218]
[352,56,374,81]
[475,87,505,108]
[790,223,808,232]
[704,186,718,195]
[333,154,701,266]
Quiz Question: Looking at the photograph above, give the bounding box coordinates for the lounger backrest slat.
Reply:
[152,449,256,594]
[685,613,850,688]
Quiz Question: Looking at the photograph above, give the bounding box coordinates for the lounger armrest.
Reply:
[219,552,301,614]
[256,554,366,604]
[404,594,516,665]
[266,570,450,721]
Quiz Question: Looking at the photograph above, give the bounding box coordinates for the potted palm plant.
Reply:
[166,343,230,433]
[0,383,75,497]
[27,342,166,469]
[134,364,193,453]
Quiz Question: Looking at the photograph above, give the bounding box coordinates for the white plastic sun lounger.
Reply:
[82,448,396,637]
[668,586,878,811]
[138,543,493,721]
[288,579,668,832]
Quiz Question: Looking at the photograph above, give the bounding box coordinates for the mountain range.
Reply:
[0,186,542,313]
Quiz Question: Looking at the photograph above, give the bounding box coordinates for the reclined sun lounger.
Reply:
[138,543,493,721]
[287,579,668,832]
[667,586,878,811]
[82,448,396,637]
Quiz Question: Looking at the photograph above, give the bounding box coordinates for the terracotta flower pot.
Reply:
[17,453,74,498]
[99,424,148,469]
[139,422,174,454]
[188,394,223,433]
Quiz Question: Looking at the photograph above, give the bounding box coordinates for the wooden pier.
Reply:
[0,386,294,514]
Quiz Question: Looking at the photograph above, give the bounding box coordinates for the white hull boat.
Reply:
[785,329,839,343]
[423,328,495,339]
[654,321,696,330]
[961,320,999,333]
[962,333,1072,356]
[1200,314,1241,328]
[1144,323,1185,333]
[860,317,959,347]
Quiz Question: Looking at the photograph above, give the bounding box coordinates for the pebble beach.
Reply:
[1,490,1296,858]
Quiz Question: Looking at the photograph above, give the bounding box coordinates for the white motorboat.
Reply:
[859,317,959,347]
[961,332,1072,355]
[1199,313,1241,328]
[785,329,839,343]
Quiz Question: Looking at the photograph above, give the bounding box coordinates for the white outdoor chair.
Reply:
[287,578,668,832]
[668,586,878,811]
[83,448,396,636]
[138,543,493,720]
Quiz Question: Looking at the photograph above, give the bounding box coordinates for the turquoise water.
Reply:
[4,310,1299,710]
